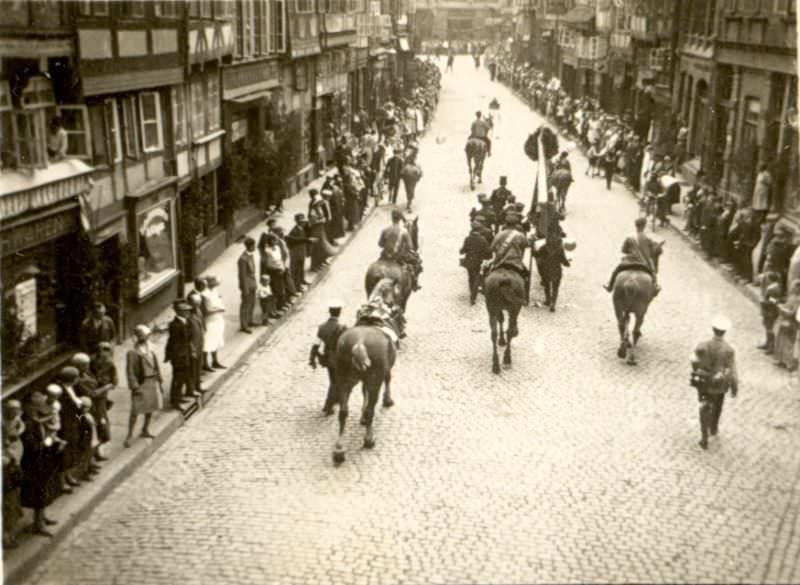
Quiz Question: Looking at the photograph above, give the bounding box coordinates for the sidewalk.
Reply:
[3,168,376,584]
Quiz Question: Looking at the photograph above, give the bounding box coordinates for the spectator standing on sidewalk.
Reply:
[261,233,288,311]
[257,275,276,325]
[272,226,297,300]
[286,213,314,293]
[766,225,797,288]
[124,325,162,447]
[3,400,25,547]
[79,302,116,357]
[774,279,800,371]
[751,163,772,227]
[757,260,782,354]
[88,343,116,460]
[237,237,258,333]
[165,300,197,408]
[201,276,226,371]
[21,391,61,537]
[58,366,83,489]
[186,294,206,393]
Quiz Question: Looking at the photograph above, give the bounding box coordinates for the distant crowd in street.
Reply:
[482,43,800,374]
[2,57,442,550]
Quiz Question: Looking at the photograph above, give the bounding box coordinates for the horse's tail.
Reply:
[351,342,372,372]
[499,278,527,307]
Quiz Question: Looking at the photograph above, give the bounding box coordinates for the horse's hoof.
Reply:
[498,338,506,347]
[382,398,395,408]
[492,363,501,375]
[503,355,511,366]
[363,438,376,450]
[627,359,637,366]
[617,347,626,359]
[359,415,368,427]
[332,450,346,465]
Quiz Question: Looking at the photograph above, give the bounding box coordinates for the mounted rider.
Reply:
[378,208,422,291]
[356,278,406,343]
[469,110,492,157]
[603,217,663,295]
[487,211,531,290]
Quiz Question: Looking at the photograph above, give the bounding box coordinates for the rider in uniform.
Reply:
[356,279,405,342]
[690,316,738,450]
[489,212,532,291]
[469,111,492,158]
[378,209,422,291]
[603,217,662,295]
[490,176,512,223]
[309,301,348,416]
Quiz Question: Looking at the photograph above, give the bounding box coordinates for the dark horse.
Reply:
[484,267,527,374]
[465,137,487,190]
[613,270,656,366]
[364,216,419,311]
[332,279,398,465]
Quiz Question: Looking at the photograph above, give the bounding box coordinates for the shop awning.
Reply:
[0,159,93,219]
[227,90,274,104]
[562,6,595,27]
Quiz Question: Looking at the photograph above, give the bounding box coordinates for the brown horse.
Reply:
[331,283,399,465]
[465,137,487,190]
[365,217,419,311]
[613,270,656,366]
[484,267,527,374]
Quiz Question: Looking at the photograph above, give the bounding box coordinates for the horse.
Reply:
[465,137,487,190]
[613,270,656,366]
[484,267,527,374]
[332,279,399,465]
[365,216,419,311]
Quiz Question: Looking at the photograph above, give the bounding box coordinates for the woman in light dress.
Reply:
[202,275,226,371]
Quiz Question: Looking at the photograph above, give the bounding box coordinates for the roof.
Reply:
[562,5,595,26]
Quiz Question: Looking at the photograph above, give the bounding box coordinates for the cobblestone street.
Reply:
[27,59,800,585]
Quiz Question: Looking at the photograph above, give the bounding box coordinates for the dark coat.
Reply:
[165,317,194,368]
[316,317,347,367]
[536,241,571,281]
[460,231,491,268]
[79,316,116,354]
[21,420,61,509]
[286,224,312,257]
[237,252,257,293]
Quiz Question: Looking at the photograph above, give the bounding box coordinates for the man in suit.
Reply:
[237,237,258,334]
[164,300,196,409]
[187,293,206,393]
[309,301,348,415]
[79,302,116,356]
[286,213,314,293]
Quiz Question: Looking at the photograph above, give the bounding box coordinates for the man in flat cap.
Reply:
[286,213,315,293]
[165,300,197,409]
[309,301,348,415]
[690,316,738,450]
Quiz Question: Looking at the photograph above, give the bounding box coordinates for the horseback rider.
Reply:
[356,279,406,342]
[488,211,532,290]
[378,208,422,291]
[469,110,492,158]
[603,217,663,295]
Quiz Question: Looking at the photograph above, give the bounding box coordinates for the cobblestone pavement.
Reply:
[27,58,800,585]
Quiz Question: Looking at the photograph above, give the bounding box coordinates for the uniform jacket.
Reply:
[491,228,529,270]
[165,317,195,367]
[460,231,491,268]
[187,313,205,356]
[692,337,738,395]
[490,186,512,215]
[536,241,570,281]
[470,118,490,139]
[379,224,414,260]
[316,318,347,367]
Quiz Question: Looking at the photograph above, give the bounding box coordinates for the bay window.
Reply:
[139,92,164,152]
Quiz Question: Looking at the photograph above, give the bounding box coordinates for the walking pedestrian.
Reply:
[400,155,423,211]
[237,237,258,333]
[535,236,571,312]
[309,301,348,415]
[690,316,738,450]
[460,222,491,305]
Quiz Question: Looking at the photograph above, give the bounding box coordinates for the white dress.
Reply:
[202,288,225,352]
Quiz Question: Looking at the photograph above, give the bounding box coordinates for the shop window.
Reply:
[104,98,122,163]
[139,92,164,152]
[207,77,220,132]
[171,86,187,147]
[56,105,93,160]
[137,200,177,296]
[122,96,140,159]
[191,79,206,138]
[270,0,287,53]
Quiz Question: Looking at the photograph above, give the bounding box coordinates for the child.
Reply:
[258,274,276,325]
[77,397,99,481]
[3,400,25,548]
[758,259,783,354]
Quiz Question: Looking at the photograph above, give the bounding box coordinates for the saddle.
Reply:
[617,262,655,279]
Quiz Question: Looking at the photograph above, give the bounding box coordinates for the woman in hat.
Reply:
[201,275,226,370]
[21,391,62,536]
[774,279,800,371]
[124,325,163,447]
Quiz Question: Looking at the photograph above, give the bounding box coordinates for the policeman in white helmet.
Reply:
[690,315,738,450]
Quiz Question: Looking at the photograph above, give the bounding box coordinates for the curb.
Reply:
[4,204,379,585]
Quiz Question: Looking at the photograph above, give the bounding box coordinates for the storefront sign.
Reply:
[1,206,78,256]
[14,278,37,341]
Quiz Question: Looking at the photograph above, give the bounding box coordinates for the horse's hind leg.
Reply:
[490,313,500,374]
[382,371,394,408]
[616,309,628,359]
[362,377,380,450]
[498,312,506,346]
[333,380,356,465]
[504,309,520,366]
[627,313,642,366]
